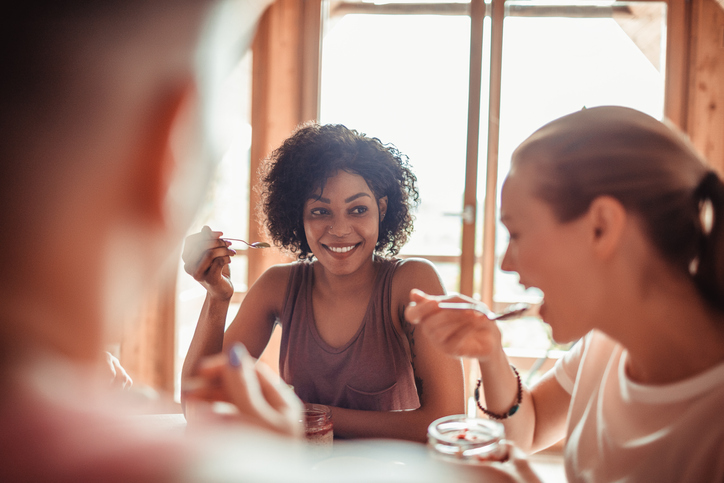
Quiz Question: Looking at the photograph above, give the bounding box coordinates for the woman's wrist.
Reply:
[202,292,233,327]
[476,335,507,368]
[478,339,512,373]
[206,287,234,303]
[477,349,521,416]
[475,365,522,419]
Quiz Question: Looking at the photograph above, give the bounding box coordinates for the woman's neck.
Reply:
[613,283,724,385]
[311,257,380,297]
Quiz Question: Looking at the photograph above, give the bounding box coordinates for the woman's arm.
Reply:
[180,227,236,397]
[476,345,569,453]
[221,264,289,358]
[180,226,287,406]
[182,265,289,380]
[329,259,466,443]
[406,289,570,453]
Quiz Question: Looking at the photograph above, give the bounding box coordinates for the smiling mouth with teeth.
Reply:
[328,245,356,253]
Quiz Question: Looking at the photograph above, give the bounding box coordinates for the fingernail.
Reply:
[229,249,237,255]
[228,344,246,367]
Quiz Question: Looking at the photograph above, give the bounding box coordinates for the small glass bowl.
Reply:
[428,414,507,465]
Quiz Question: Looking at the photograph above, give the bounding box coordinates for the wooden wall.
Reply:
[248,0,322,285]
[119,258,178,397]
[687,0,724,174]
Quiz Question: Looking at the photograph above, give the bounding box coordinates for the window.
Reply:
[172,0,671,398]
[319,0,666,362]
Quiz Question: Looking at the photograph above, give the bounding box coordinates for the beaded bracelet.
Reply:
[474,365,523,420]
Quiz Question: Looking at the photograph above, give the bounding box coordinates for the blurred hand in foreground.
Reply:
[184,343,303,439]
[477,442,544,483]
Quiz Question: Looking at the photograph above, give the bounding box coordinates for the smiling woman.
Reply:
[303,171,386,277]
[180,123,465,442]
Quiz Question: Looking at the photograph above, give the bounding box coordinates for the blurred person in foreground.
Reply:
[0,2,296,481]
[0,1,538,482]
[408,106,724,482]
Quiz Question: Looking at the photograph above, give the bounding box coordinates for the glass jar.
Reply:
[427,414,507,467]
[302,404,333,450]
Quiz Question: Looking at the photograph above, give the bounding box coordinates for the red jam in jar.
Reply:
[303,404,333,449]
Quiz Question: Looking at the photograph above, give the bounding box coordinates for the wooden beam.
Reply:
[460,0,485,297]
[302,0,323,123]
[331,1,469,16]
[480,0,505,308]
[331,1,636,18]
[664,0,691,129]
[120,258,178,396]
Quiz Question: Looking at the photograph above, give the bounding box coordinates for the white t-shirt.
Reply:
[554,330,724,482]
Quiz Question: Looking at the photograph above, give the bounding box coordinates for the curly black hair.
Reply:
[256,123,420,260]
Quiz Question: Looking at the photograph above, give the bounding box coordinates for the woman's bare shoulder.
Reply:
[395,256,437,271]
[243,261,300,303]
[391,257,445,296]
[394,257,440,279]
[257,261,298,281]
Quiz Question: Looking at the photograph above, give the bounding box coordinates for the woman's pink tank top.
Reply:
[278,259,420,411]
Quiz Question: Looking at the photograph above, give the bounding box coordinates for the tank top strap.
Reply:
[368,257,405,344]
[280,260,313,326]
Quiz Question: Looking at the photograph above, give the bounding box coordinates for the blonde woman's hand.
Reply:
[406,289,504,361]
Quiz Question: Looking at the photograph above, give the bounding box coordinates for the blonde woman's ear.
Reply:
[588,195,626,259]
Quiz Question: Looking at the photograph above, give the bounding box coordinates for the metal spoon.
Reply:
[436,302,531,321]
[222,238,270,249]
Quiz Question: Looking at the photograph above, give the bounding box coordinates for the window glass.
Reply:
[321,3,666,355]
[175,52,253,399]
[320,12,473,292]
[491,7,666,354]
